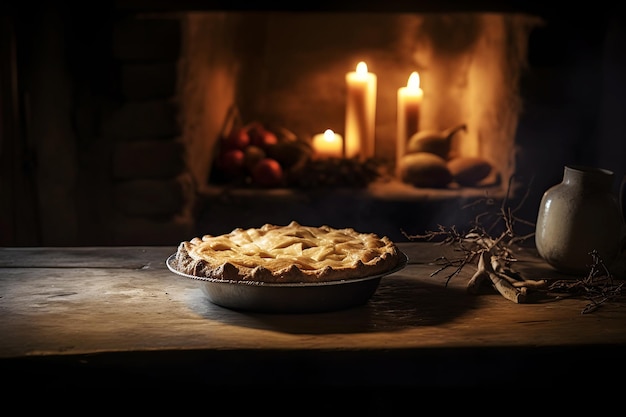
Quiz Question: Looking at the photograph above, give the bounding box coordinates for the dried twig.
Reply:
[548,250,624,314]
[429,251,478,286]
[401,175,546,304]
[402,176,624,312]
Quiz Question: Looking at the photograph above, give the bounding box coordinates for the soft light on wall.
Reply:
[179,11,541,192]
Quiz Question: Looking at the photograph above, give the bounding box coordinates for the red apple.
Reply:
[248,124,278,150]
[222,127,250,150]
[251,158,283,187]
[217,148,246,177]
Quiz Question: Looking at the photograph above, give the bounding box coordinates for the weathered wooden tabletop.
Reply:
[1,242,625,391]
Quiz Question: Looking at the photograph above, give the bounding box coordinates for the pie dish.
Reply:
[167,221,406,313]
[172,221,401,283]
[166,251,408,313]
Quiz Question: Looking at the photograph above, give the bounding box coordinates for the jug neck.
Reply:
[563,165,614,191]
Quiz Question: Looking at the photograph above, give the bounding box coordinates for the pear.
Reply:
[447,156,493,186]
[406,123,467,159]
[399,152,452,188]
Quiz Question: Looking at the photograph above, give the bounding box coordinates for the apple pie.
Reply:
[173,221,400,283]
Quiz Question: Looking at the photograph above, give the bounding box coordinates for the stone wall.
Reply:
[99,14,195,245]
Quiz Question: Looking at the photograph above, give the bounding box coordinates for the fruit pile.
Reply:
[211,122,313,188]
[210,121,385,189]
[398,123,496,188]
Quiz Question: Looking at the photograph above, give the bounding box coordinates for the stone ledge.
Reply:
[196,180,515,242]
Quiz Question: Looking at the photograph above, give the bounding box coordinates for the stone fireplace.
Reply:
[1,2,623,246]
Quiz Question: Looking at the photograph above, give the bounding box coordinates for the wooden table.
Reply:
[1,243,625,395]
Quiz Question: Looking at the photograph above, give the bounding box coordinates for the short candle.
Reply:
[312,129,343,159]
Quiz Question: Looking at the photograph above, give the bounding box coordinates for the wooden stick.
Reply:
[486,269,526,303]
[476,251,526,303]
[491,255,547,291]
[467,269,488,294]
[511,279,548,289]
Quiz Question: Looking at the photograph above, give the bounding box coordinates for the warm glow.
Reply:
[356,61,368,77]
[407,71,420,90]
[323,129,336,142]
[312,129,343,159]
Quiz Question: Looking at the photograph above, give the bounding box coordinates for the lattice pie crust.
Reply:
[174,221,400,283]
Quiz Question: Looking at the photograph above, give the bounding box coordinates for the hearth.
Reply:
[1,2,622,246]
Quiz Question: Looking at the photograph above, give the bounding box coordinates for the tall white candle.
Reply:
[312,129,343,159]
[345,61,377,160]
[396,71,423,177]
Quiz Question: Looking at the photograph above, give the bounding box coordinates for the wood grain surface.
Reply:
[1,243,625,390]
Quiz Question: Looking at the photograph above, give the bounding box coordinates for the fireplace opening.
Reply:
[172,10,540,241]
[180,12,536,187]
[2,4,621,246]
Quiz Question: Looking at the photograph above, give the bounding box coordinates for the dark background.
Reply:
[1,1,624,246]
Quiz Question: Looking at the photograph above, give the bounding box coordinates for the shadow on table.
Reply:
[192,276,478,334]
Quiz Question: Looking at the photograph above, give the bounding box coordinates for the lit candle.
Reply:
[345,61,377,160]
[312,129,343,159]
[396,71,423,177]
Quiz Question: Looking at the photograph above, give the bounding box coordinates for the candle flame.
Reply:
[356,61,368,76]
[407,71,420,90]
[323,129,336,142]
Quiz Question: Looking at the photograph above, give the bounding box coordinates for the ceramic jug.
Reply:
[535,165,625,275]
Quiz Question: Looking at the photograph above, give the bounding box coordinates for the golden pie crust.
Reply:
[174,221,400,283]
